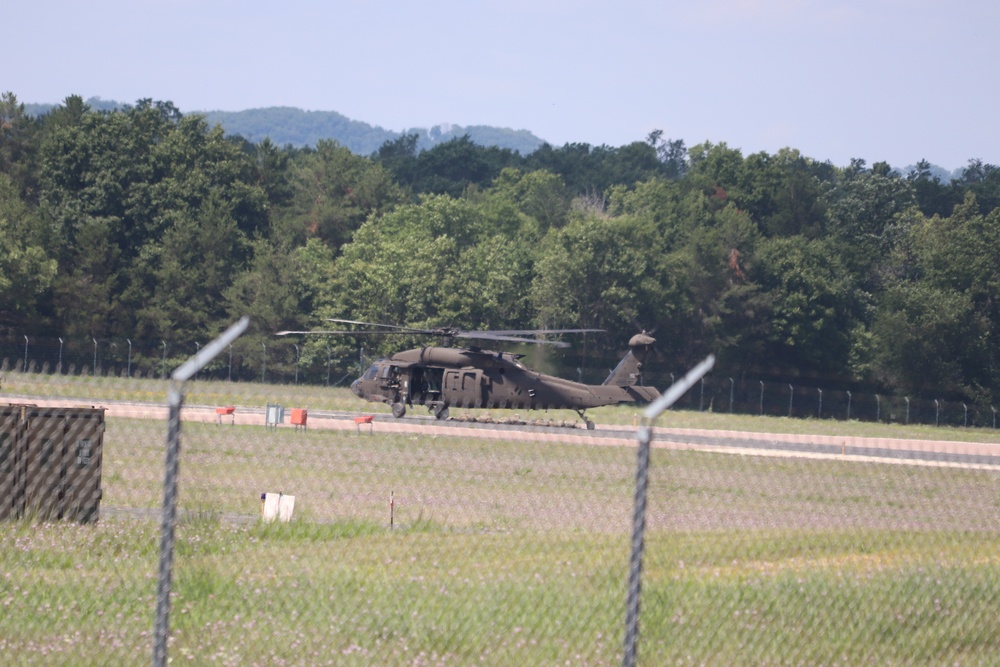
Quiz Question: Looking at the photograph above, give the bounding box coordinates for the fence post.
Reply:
[326,345,332,387]
[23,335,28,373]
[788,384,793,417]
[847,391,852,421]
[935,399,940,427]
[876,395,880,423]
[127,339,132,378]
[759,381,764,416]
[817,388,822,419]
[905,397,910,424]
[729,377,734,413]
[624,356,715,667]
[153,316,248,667]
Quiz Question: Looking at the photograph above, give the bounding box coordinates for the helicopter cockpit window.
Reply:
[362,363,379,381]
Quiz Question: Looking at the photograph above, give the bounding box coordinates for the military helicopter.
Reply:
[277,319,659,429]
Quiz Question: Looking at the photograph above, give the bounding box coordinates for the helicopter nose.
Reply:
[351,378,363,397]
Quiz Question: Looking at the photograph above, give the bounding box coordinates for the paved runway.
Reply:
[12,395,1000,471]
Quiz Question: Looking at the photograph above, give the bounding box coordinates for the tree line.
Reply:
[2,92,999,405]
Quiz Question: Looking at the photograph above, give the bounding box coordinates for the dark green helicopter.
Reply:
[278,320,659,429]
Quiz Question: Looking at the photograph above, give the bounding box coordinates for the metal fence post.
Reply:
[153,317,248,667]
[623,355,715,667]
[294,344,300,385]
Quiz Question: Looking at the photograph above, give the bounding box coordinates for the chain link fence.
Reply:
[3,333,998,429]
[2,353,1000,664]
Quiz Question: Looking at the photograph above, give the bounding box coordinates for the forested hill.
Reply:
[23,98,546,155]
[4,92,1000,409]
[199,108,546,155]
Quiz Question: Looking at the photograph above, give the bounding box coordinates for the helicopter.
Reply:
[278,320,660,429]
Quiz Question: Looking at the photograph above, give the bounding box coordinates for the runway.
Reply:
[14,396,1000,471]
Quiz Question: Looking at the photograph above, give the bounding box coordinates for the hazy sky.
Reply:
[9,0,998,170]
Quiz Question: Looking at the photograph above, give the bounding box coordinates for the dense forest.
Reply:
[2,92,1000,407]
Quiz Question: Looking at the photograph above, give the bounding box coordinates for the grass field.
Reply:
[2,372,1000,665]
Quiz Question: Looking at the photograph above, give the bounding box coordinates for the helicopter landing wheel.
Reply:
[391,402,406,418]
[575,409,596,430]
[432,405,450,421]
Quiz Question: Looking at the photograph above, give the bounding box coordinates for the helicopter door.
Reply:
[443,369,485,408]
[376,364,403,399]
[409,367,443,406]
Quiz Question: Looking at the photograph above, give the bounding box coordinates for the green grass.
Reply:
[3,373,1000,664]
[4,520,999,665]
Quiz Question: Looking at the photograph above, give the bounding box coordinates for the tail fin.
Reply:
[602,332,656,387]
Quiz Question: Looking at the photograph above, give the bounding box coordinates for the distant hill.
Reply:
[24,98,546,156]
[200,108,546,155]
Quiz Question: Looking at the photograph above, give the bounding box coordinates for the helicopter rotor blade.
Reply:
[455,331,572,348]
[276,330,420,337]
[286,320,607,349]
[485,329,605,336]
[457,328,604,348]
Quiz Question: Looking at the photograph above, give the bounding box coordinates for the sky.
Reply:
[8,0,999,171]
